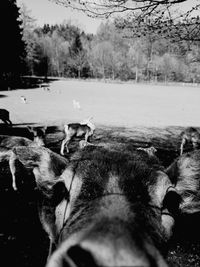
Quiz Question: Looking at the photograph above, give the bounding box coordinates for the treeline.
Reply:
[22,7,200,83]
[2,1,200,90]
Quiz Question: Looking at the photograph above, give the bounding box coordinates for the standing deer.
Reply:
[20,96,27,104]
[72,99,81,110]
[60,118,95,155]
[180,127,200,155]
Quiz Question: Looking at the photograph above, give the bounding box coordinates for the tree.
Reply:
[0,0,26,89]
[48,31,70,76]
[185,45,200,83]
[89,40,116,79]
[69,50,88,78]
[128,40,147,82]
[155,53,186,82]
[68,34,89,78]
[115,13,200,43]
[50,1,195,18]
[19,3,37,75]
[70,34,83,54]
[92,21,131,80]
[51,0,200,42]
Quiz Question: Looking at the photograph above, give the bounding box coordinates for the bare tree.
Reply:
[128,40,147,82]
[50,0,200,42]
[49,1,193,18]
[70,50,88,78]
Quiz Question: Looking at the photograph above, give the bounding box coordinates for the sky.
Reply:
[16,0,198,34]
[17,0,103,34]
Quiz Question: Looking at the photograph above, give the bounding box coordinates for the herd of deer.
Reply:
[0,108,199,192]
[1,107,200,266]
[0,109,96,190]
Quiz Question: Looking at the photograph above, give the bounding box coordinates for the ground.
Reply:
[0,80,200,266]
[1,80,200,127]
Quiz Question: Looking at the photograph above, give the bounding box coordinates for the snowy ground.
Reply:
[1,80,200,127]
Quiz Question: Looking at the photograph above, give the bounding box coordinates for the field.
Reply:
[1,80,200,127]
[1,80,200,267]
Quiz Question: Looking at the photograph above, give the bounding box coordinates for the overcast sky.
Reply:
[17,0,103,34]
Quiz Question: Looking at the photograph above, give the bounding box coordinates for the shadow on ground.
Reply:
[0,94,8,98]
[12,123,37,126]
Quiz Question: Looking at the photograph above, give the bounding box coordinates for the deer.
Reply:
[0,109,12,125]
[72,99,81,110]
[20,96,27,104]
[0,126,47,190]
[180,127,200,155]
[11,145,180,266]
[60,117,95,155]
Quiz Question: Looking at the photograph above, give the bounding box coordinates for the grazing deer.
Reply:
[180,127,200,155]
[0,109,12,125]
[60,118,95,155]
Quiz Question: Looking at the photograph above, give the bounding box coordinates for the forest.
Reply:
[2,0,200,90]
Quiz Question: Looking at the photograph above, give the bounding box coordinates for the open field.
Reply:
[0,80,200,127]
[0,80,200,267]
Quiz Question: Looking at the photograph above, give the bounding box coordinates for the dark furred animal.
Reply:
[180,127,200,155]
[9,146,68,256]
[166,149,200,214]
[12,145,180,266]
[0,129,46,190]
[0,125,46,149]
[60,122,95,155]
[0,109,12,125]
[0,125,46,142]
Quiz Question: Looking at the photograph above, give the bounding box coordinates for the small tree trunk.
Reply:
[112,68,115,80]
[102,65,105,80]
[78,69,81,79]
[135,66,139,83]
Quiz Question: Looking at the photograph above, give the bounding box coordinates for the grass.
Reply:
[1,79,200,128]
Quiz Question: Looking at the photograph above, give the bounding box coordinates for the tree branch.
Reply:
[49,0,189,18]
